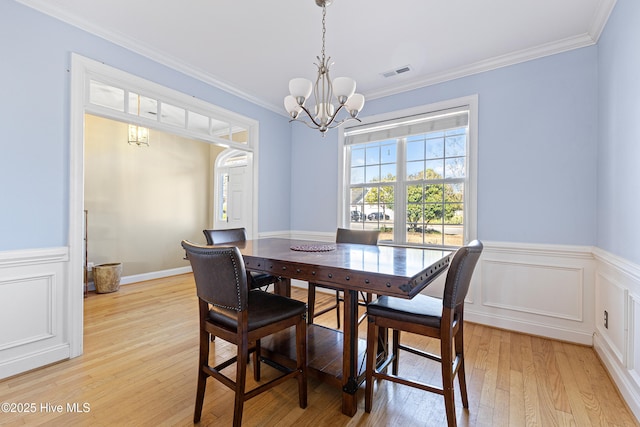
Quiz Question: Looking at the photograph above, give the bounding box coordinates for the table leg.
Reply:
[341,289,358,416]
[274,277,291,297]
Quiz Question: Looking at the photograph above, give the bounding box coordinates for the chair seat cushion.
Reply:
[367,294,443,328]
[249,272,279,289]
[209,290,307,331]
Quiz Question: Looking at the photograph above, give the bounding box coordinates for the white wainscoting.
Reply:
[593,248,640,420]
[284,234,597,345]
[0,247,70,379]
[283,235,598,345]
[4,236,640,420]
[462,241,596,345]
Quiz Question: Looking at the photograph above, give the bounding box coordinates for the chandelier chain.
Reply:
[321,5,326,62]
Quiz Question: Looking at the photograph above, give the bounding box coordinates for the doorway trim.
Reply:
[69,54,259,356]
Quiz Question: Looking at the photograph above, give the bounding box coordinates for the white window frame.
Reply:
[338,95,478,247]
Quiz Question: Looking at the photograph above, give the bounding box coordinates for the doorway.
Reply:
[69,54,259,357]
[214,149,253,233]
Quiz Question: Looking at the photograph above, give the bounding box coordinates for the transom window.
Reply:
[342,98,477,249]
[87,80,250,145]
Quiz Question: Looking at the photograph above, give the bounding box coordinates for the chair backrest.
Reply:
[442,240,483,309]
[182,240,248,311]
[203,228,248,245]
[336,228,380,246]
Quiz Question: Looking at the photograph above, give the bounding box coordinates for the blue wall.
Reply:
[597,0,640,265]
[4,0,634,259]
[291,47,599,246]
[0,1,292,251]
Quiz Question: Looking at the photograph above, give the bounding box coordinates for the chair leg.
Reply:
[364,316,378,413]
[455,326,469,408]
[233,339,249,427]
[295,316,308,408]
[253,339,261,381]
[441,335,457,427]
[392,330,400,375]
[193,330,210,423]
[307,283,316,325]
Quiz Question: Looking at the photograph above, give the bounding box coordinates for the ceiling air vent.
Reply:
[381,65,412,78]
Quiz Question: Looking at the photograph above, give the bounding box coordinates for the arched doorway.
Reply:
[213,149,254,237]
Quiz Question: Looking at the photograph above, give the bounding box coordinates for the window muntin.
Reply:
[87,79,251,146]
[344,104,473,249]
[348,139,397,243]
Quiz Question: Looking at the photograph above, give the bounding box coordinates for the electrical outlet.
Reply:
[604,310,609,329]
[87,262,94,271]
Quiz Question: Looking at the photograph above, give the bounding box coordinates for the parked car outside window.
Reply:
[351,211,365,222]
[367,212,390,221]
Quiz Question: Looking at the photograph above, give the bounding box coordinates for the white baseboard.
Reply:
[591,248,640,421]
[0,344,70,380]
[119,266,192,285]
[87,266,192,290]
[465,310,594,345]
[594,332,640,420]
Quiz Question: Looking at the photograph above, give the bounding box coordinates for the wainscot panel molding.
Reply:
[593,247,640,421]
[0,247,70,380]
[461,241,596,346]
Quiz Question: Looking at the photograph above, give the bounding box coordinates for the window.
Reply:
[341,97,477,248]
[87,80,250,146]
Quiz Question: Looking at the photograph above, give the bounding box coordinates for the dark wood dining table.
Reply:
[222,237,452,416]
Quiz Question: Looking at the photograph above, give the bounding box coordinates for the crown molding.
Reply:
[15,0,281,115]
[366,0,616,101]
[589,0,617,41]
[16,0,618,115]
[365,32,597,101]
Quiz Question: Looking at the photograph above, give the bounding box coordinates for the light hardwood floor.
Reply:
[1,274,638,426]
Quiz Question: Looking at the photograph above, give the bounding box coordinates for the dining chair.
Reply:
[182,240,308,427]
[364,240,483,427]
[203,228,282,291]
[307,228,380,328]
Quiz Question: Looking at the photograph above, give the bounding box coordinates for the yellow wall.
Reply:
[84,114,225,276]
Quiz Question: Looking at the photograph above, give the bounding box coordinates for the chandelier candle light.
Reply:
[284,0,365,135]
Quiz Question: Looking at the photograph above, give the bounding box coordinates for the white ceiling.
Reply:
[18,0,616,115]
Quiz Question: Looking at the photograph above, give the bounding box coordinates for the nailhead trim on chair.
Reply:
[187,245,244,311]
[229,251,242,311]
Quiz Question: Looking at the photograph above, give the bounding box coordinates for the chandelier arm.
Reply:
[298,104,324,128]
[326,116,362,130]
[289,117,327,131]
[322,103,345,128]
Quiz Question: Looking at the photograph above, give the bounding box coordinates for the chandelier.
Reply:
[284,0,365,135]
[128,124,149,146]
